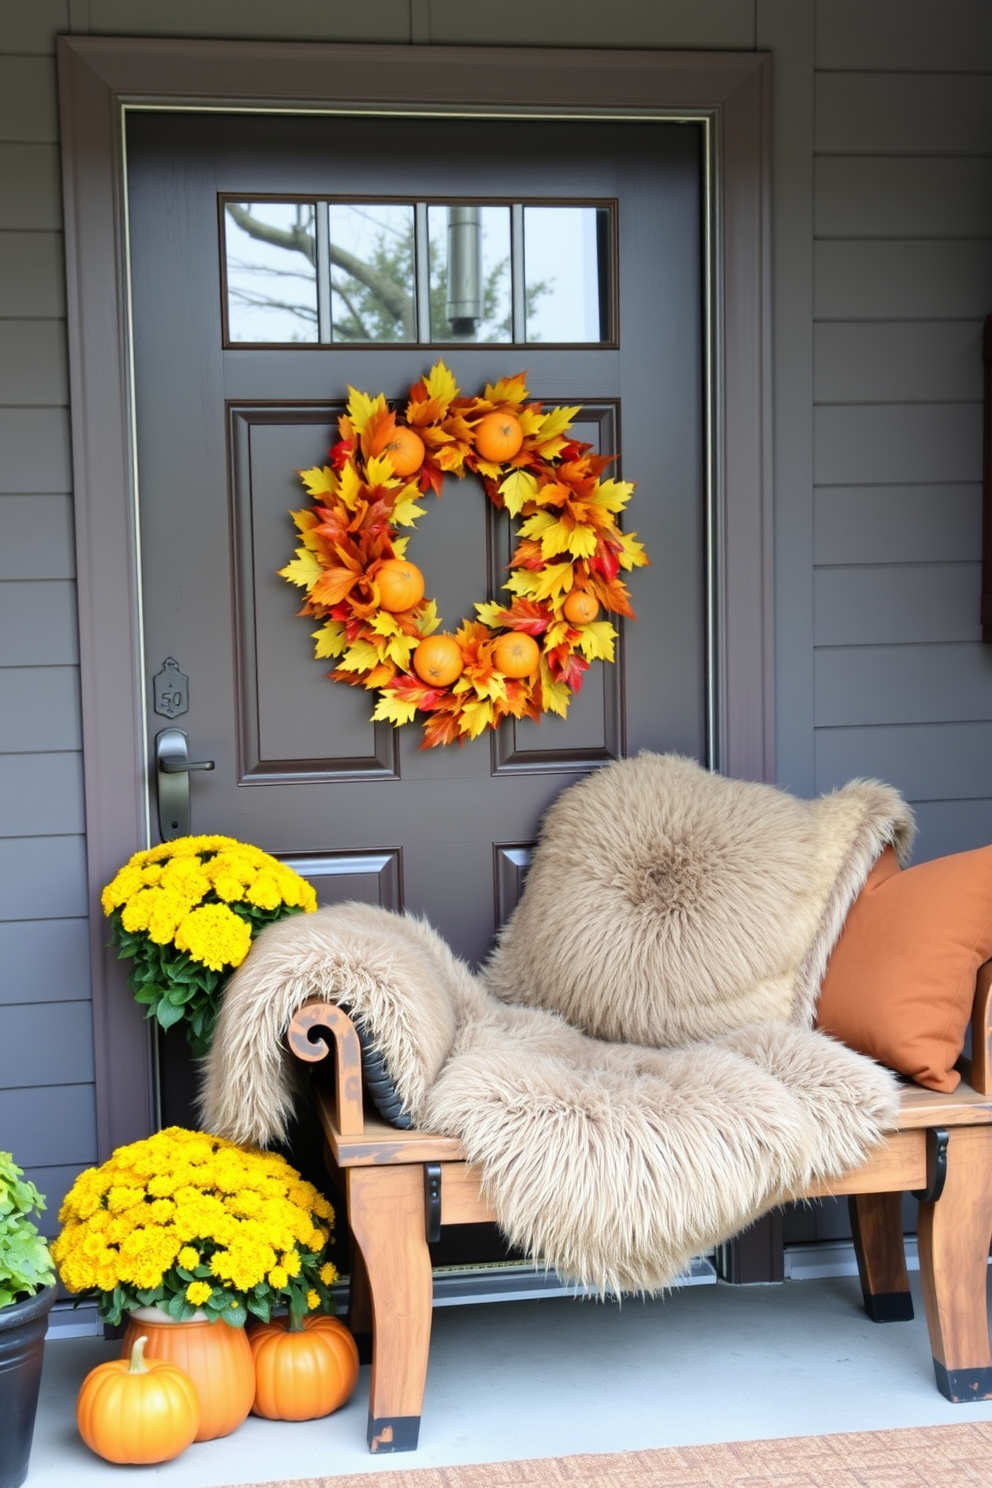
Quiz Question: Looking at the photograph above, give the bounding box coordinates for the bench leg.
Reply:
[848,1192,914,1322]
[347,1164,433,1452]
[346,1240,373,1366]
[917,1125,992,1401]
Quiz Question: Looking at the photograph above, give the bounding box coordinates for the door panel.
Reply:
[127,110,706,980]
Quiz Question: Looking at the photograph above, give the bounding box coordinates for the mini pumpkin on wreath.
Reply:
[279,361,649,749]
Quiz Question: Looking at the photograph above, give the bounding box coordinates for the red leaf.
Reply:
[328,439,354,471]
[419,710,465,749]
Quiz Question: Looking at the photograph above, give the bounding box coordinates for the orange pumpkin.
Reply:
[474,410,524,463]
[376,425,425,478]
[121,1312,255,1442]
[413,634,464,687]
[248,1314,360,1421]
[376,558,426,613]
[493,631,541,678]
[563,590,600,625]
[78,1335,200,1465]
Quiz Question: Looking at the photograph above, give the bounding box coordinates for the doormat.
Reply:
[219,1420,992,1488]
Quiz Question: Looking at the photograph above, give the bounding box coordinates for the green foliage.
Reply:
[110,900,307,1058]
[0,1153,55,1308]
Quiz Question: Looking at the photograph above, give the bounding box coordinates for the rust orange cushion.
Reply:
[815,844,992,1092]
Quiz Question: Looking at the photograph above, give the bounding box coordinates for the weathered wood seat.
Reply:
[286,964,992,1454]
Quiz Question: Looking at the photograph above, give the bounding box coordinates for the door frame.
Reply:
[57,35,772,1158]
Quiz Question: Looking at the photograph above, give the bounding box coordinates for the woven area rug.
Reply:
[220,1421,992,1487]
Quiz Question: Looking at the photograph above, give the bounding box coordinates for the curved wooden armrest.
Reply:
[286,999,365,1138]
[970,961,992,1096]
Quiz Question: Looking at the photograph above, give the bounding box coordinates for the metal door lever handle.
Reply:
[155,727,214,839]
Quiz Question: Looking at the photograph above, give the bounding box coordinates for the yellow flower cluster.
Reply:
[101,835,317,971]
[51,1127,336,1323]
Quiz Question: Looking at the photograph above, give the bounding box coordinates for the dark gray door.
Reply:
[126,109,705,988]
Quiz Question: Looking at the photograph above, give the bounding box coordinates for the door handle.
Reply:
[155,727,215,841]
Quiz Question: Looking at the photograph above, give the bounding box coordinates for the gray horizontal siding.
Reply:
[814,562,980,646]
[0,918,91,1004]
[815,158,992,238]
[814,485,980,566]
[85,0,412,42]
[816,721,992,801]
[908,799,992,862]
[0,667,82,751]
[0,319,69,405]
[23,1164,89,1239]
[815,643,992,727]
[0,231,66,317]
[0,2,68,55]
[814,403,982,486]
[0,835,89,921]
[814,240,992,321]
[0,581,78,665]
[814,321,984,404]
[0,495,74,580]
[816,0,992,73]
[0,407,71,490]
[0,1000,94,1089]
[0,1083,96,1170]
[0,56,58,142]
[0,753,86,837]
[815,73,992,156]
[0,143,62,230]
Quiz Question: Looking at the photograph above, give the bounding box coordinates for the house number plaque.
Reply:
[153,657,189,719]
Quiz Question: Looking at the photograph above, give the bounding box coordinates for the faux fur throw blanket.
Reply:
[201,754,913,1296]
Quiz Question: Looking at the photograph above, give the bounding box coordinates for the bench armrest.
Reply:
[969,961,992,1096]
[286,999,365,1137]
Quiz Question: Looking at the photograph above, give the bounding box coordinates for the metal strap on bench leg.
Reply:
[425,1163,442,1244]
[912,1128,949,1205]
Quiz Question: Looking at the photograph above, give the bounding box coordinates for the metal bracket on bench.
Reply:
[425,1163,442,1243]
[912,1127,949,1205]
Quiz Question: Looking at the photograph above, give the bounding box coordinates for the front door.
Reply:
[125,109,707,1124]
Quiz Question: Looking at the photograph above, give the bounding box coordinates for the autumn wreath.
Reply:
[279,361,648,749]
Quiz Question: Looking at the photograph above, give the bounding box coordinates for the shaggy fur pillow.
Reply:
[484,753,914,1046]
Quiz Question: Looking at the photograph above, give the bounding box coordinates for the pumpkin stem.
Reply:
[128,1335,150,1373]
[287,1308,305,1332]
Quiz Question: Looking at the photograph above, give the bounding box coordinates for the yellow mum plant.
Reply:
[51,1127,338,1328]
[102,835,317,1055]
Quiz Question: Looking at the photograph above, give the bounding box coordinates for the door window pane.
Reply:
[224,202,318,343]
[523,206,611,343]
[328,203,417,343]
[427,205,512,343]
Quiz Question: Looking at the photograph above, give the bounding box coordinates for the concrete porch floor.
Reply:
[26,1268,992,1487]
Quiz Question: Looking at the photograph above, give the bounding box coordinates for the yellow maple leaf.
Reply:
[346,387,387,437]
[574,620,617,663]
[371,611,401,637]
[384,633,416,669]
[291,507,320,533]
[365,453,401,489]
[337,461,364,512]
[336,639,384,674]
[311,621,347,659]
[539,660,571,720]
[535,517,597,562]
[534,405,580,444]
[298,466,338,500]
[518,510,555,542]
[517,407,544,437]
[423,361,460,411]
[457,697,496,739]
[528,560,575,604]
[588,478,635,514]
[372,691,420,727]
[483,373,528,406]
[278,548,324,589]
[619,531,649,569]
[415,599,442,637]
[393,535,410,558]
[391,495,427,528]
[499,469,540,517]
[474,600,505,629]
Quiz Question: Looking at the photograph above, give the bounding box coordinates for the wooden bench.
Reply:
[286,964,992,1453]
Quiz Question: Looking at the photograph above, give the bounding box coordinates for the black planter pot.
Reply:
[0,1285,56,1488]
